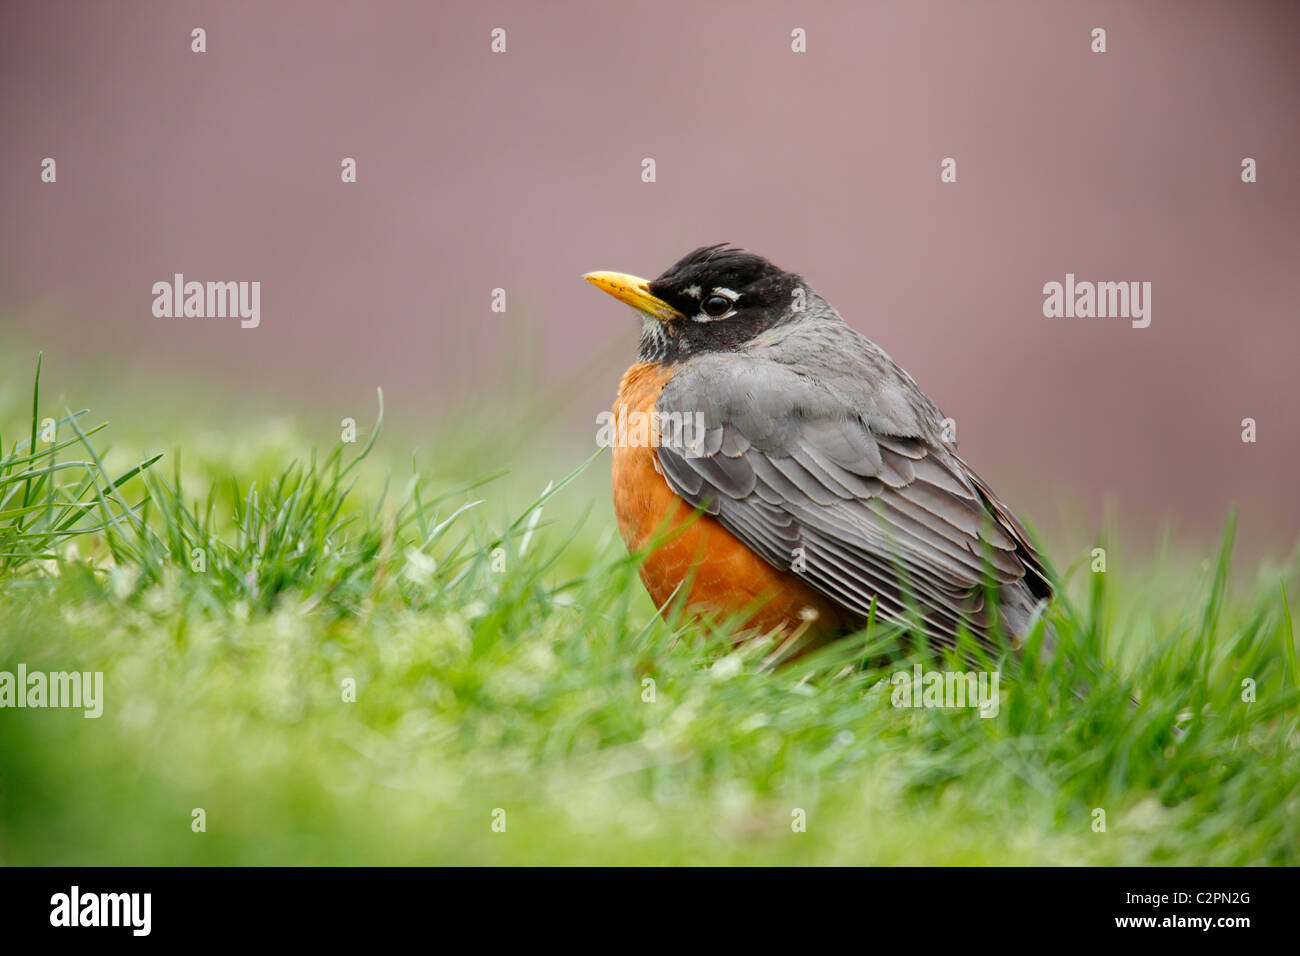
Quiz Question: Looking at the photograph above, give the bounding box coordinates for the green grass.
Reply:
[1,355,1298,865]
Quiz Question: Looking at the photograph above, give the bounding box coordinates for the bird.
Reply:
[584,244,1053,657]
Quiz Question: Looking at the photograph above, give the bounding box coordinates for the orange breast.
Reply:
[610,362,846,642]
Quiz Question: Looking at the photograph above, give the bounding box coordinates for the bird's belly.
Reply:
[611,363,843,638]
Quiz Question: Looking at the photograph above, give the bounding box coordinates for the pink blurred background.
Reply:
[2,1,1298,552]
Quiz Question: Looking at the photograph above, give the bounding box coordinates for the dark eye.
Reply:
[702,294,731,317]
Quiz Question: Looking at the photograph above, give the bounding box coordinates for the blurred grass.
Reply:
[1,349,1298,865]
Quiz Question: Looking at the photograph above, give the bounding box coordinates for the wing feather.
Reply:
[655,355,1050,649]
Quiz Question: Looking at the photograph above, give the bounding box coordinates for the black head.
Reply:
[585,245,806,363]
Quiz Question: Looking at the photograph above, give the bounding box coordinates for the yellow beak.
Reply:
[583,271,683,322]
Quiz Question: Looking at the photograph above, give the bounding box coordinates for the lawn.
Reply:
[1,354,1297,865]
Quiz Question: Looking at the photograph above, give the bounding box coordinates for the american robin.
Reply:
[585,244,1052,654]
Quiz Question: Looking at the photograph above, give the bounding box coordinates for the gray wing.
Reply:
[655,353,1050,650]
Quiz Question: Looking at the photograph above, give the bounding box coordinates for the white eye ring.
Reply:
[693,287,739,322]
